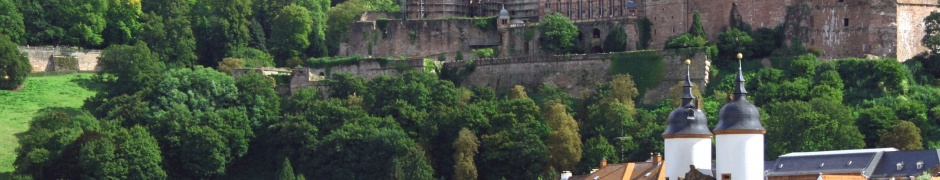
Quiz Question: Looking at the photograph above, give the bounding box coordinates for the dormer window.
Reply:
[897,162,904,170]
[918,161,924,169]
[820,163,825,168]
[847,161,853,165]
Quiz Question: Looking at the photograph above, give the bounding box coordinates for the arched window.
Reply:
[593,28,601,39]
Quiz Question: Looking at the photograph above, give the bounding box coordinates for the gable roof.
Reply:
[573,161,665,180]
[870,149,940,178]
[766,150,887,178]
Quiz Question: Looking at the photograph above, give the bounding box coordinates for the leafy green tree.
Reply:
[323,73,367,98]
[57,0,108,46]
[453,128,479,180]
[112,67,252,178]
[230,47,276,67]
[689,11,706,38]
[479,88,550,179]
[604,26,628,52]
[138,0,198,68]
[299,0,331,57]
[269,5,313,66]
[665,33,707,49]
[765,99,865,158]
[85,42,165,116]
[878,120,924,150]
[218,58,245,75]
[0,0,25,44]
[923,12,940,54]
[307,116,433,179]
[717,28,752,60]
[103,0,142,45]
[857,106,898,147]
[14,108,100,179]
[544,100,582,170]
[576,136,616,174]
[193,0,254,67]
[235,70,282,129]
[0,34,30,90]
[79,125,167,179]
[277,158,296,180]
[539,13,579,53]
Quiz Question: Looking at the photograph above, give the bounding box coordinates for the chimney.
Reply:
[653,153,663,163]
[601,157,608,168]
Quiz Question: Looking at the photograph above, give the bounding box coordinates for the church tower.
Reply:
[714,53,765,180]
[662,59,713,180]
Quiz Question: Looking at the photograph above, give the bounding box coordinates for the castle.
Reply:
[342,0,940,61]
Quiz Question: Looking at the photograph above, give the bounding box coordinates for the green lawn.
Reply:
[0,73,96,173]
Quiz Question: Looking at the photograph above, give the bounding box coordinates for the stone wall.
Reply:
[290,59,430,93]
[897,1,938,61]
[19,46,101,72]
[343,19,500,61]
[442,50,708,103]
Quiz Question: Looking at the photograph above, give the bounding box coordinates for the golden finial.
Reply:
[684,59,691,65]
[737,53,743,60]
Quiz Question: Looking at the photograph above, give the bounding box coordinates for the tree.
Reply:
[14,108,100,179]
[878,120,924,150]
[539,13,579,53]
[103,0,142,45]
[689,11,706,38]
[85,43,165,116]
[235,70,282,129]
[923,12,940,54]
[0,34,30,90]
[269,5,313,66]
[109,67,252,178]
[138,0,198,68]
[604,26,628,52]
[277,158,296,180]
[857,106,898,147]
[218,58,245,75]
[453,128,479,180]
[0,0,25,44]
[765,99,865,158]
[543,100,582,170]
[576,136,616,174]
[718,28,753,60]
[79,125,167,179]
[193,0,253,67]
[480,91,550,179]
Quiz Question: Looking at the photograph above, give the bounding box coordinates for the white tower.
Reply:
[714,53,765,180]
[662,59,713,180]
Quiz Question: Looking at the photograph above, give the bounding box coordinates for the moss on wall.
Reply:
[609,50,664,97]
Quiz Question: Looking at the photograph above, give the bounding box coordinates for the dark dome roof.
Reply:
[498,6,510,18]
[714,66,764,133]
[663,108,712,135]
[663,63,712,137]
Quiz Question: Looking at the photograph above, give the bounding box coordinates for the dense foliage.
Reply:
[0,34,30,90]
[539,13,579,53]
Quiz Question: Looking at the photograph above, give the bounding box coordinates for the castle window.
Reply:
[844,18,849,27]
[593,28,601,39]
[839,0,844,2]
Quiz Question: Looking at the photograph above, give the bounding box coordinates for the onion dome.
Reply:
[663,60,713,138]
[499,5,510,18]
[714,54,765,134]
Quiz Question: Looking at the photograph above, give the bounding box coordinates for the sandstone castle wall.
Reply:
[19,46,101,72]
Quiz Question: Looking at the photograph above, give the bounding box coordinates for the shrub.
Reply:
[0,34,30,90]
[218,58,245,75]
[665,33,707,49]
[472,48,495,58]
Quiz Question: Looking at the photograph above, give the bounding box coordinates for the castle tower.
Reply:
[497,6,510,57]
[714,53,765,180]
[662,59,713,180]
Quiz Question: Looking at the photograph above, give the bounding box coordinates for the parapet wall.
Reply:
[443,50,709,103]
[343,19,500,61]
[290,59,430,94]
[19,46,100,72]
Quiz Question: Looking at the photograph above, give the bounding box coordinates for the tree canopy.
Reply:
[539,13,579,53]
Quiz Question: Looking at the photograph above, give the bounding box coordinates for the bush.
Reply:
[0,34,31,90]
[455,52,464,61]
[665,33,707,49]
[603,26,628,52]
[230,47,275,67]
[609,50,664,97]
[218,58,245,75]
[717,28,753,61]
[52,56,79,72]
[472,48,495,58]
[539,13,579,53]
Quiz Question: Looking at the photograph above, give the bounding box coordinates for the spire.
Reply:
[733,53,748,100]
[681,59,696,109]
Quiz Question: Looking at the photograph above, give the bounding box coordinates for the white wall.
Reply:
[664,138,712,180]
[715,134,764,180]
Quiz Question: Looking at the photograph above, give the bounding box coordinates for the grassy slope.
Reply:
[0,73,96,173]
